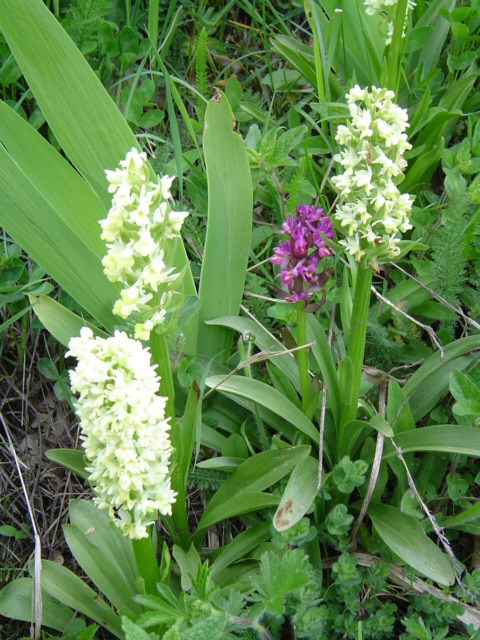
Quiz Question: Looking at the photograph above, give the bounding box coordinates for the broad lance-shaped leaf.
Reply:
[205,374,319,442]
[40,560,123,638]
[193,446,310,539]
[306,314,341,425]
[382,425,480,459]
[0,0,144,204]
[30,295,109,348]
[273,455,320,532]
[369,503,454,586]
[402,336,480,421]
[45,448,88,480]
[0,578,74,631]
[197,93,253,359]
[63,500,142,618]
[0,0,197,347]
[0,138,118,331]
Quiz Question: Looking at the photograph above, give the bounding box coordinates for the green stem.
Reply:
[150,332,175,422]
[132,532,161,595]
[384,0,409,93]
[150,332,189,545]
[296,302,310,414]
[341,265,373,428]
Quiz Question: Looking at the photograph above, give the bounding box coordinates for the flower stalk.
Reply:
[132,533,161,595]
[149,331,191,544]
[270,204,334,413]
[340,264,373,431]
[296,302,310,414]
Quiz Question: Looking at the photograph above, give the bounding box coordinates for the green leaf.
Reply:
[172,544,201,592]
[171,383,201,492]
[205,316,300,390]
[205,375,319,441]
[306,314,341,425]
[0,0,196,350]
[402,335,480,421]
[273,455,319,531]
[369,414,394,438]
[250,549,313,617]
[267,362,301,409]
[210,522,271,579]
[368,504,454,586]
[197,93,252,359]
[40,560,124,637]
[194,446,310,537]
[416,0,455,78]
[30,295,109,347]
[449,370,480,403]
[0,135,118,330]
[338,419,373,459]
[386,379,415,434]
[122,617,152,640]
[65,500,141,615]
[0,0,137,204]
[383,426,480,459]
[0,577,74,631]
[439,501,480,530]
[454,399,480,418]
[196,456,243,472]
[45,449,89,480]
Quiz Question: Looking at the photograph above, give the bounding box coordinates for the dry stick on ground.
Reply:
[1,411,42,640]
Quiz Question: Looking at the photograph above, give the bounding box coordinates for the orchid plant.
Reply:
[1,0,480,639]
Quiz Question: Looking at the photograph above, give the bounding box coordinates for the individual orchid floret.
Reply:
[67,327,176,539]
[364,0,416,45]
[331,86,414,265]
[100,147,188,341]
[270,205,334,306]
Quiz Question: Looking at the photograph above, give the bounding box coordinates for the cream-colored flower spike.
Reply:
[100,147,188,341]
[332,86,414,265]
[68,327,176,539]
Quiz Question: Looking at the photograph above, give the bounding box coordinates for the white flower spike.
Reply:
[332,86,414,264]
[67,327,177,539]
[100,147,188,340]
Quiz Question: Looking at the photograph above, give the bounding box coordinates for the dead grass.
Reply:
[0,319,93,638]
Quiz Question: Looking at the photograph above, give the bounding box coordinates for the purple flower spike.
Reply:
[270,204,334,305]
